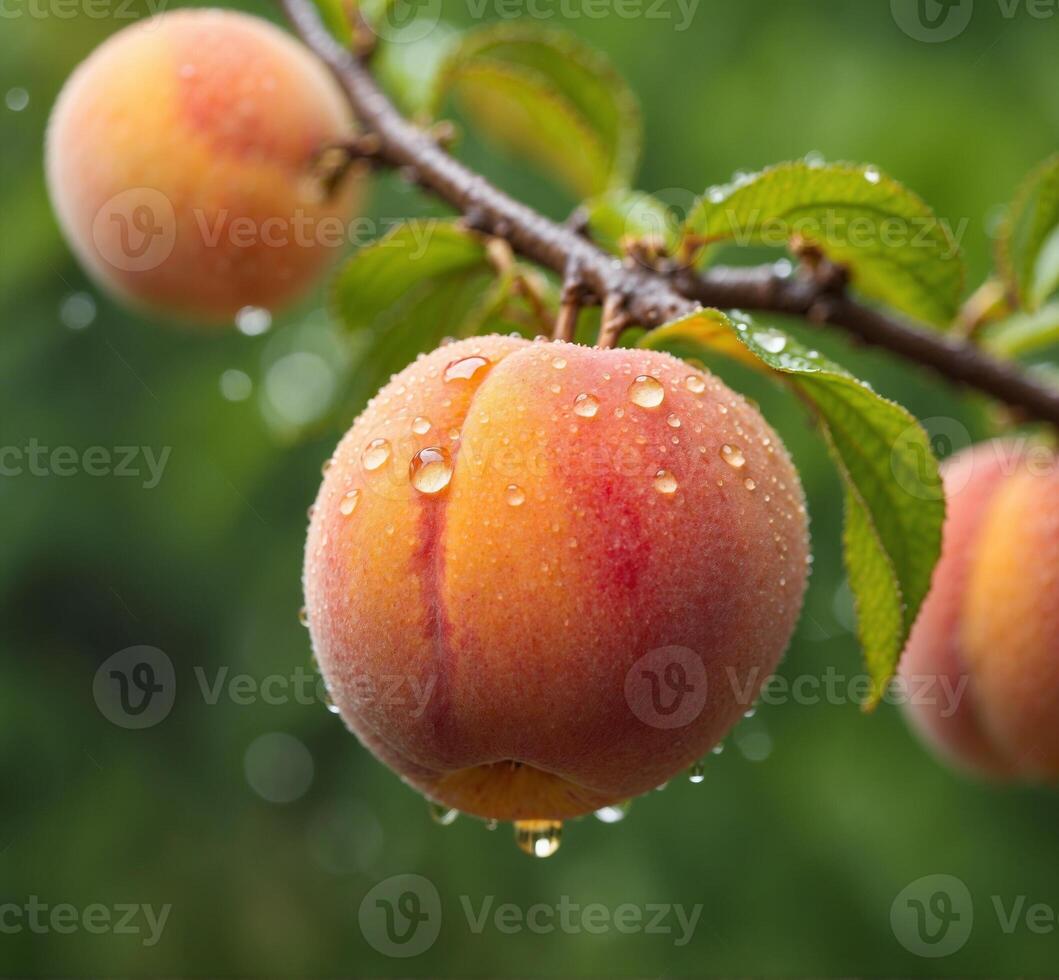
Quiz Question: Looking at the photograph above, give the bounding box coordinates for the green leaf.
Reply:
[331,220,508,405]
[683,161,964,328]
[584,189,675,256]
[982,300,1059,358]
[997,154,1059,311]
[310,0,352,44]
[641,308,945,705]
[430,24,642,198]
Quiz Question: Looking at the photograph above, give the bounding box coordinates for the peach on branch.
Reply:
[900,439,1059,781]
[45,9,360,323]
[303,335,810,848]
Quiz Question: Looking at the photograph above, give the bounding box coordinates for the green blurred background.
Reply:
[3,0,1058,975]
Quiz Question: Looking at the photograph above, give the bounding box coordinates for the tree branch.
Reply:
[279,0,1059,429]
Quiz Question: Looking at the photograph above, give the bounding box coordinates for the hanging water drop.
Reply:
[688,762,705,784]
[594,801,631,824]
[429,802,459,826]
[513,820,562,858]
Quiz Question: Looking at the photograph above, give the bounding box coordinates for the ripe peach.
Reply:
[900,439,1059,781]
[45,9,359,323]
[304,336,810,823]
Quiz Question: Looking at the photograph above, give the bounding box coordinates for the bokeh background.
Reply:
[3,0,1058,975]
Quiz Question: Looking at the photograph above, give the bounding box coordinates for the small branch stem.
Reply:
[280,0,1059,429]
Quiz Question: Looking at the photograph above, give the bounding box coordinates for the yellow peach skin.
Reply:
[45,9,359,323]
[304,336,810,823]
[900,439,1059,781]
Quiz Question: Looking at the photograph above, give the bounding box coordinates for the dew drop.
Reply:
[297,607,309,627]
[573,393,599,418]
[429,802,459,826]
[444,355,490,383]
[653,469,678,494]
[362,438,391,472]
[864,165,881,184]
[412,416,431,435]
[685,375,706,394]
[514,820,562,858]
[688,762,705,784]
[505,484,525,507]
[666,413,681,429]
[594,801,631,824]
[409,447,453,494]
[628,375,665,408]
[552,356,567,370]
[234,305,272,336]
[744,477,757,491]
[339,489,360,515]
[720,444,746,468]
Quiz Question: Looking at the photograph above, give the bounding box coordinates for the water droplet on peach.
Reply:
[410,447,453,494]
[573,393,599,418]
[654,469,678,494]
[628,375,664,408]
[444,355,490,383]
[362,438,391,471]
[721,444,746,468]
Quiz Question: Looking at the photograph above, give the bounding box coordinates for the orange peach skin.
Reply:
[304,336,810,820]
[900,440,1059,781]
[46,9,359,323]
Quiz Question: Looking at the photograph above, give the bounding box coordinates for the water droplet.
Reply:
[721,444,746,468]
[666,413,681,428]
[654,469,678,494]
[505,484,525,507]
[628,375,665,408]
[444,355,490,383]
[234,306,272,336]
[573,393,599,417]
[744,477,757,491]
[321,458,333,476]
[429,802,459,826]
[864,165,881,184]
[711,742,725,755]
[297,607,309,627]
[325,700,340,715]
[594,801,631,824]
[754,330,787,354]
[485,819,499,831]
[5,87,29,112]
[339,489,360,515]
[220,368,252,402]
[744,707,757,719]
[60,292,96,330]
[685,375,706,394]
[362,438,391,472]
[552,356,567,370]
[514,820,562,858]
[409,447,453,494]
[412,416,431,435]
[688,762,705,784]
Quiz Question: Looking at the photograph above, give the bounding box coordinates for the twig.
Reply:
[279,0,1059,429]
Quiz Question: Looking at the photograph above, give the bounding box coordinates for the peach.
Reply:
[45,9,359,323]
[900,439,1059,781]
[303,335,810,831]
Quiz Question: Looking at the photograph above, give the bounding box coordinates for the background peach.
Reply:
[45,9,359,323]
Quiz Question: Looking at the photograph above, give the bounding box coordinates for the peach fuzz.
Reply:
[304,335,810,821]
[900,439,1059,782]
[45,9,359,323]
